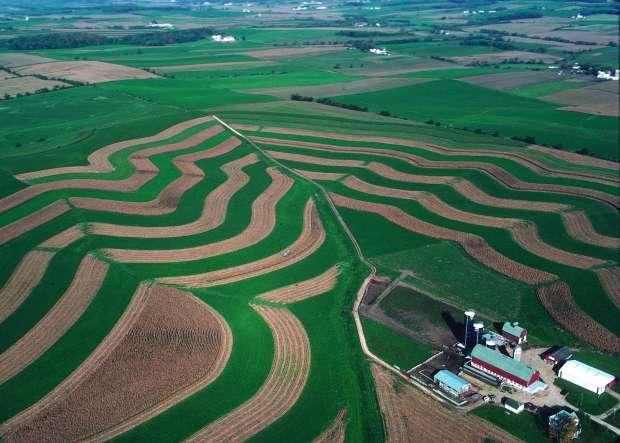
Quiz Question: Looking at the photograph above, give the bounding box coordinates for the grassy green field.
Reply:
[554,379,618,415]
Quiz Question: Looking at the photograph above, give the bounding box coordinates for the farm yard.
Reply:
[0,0,618,441]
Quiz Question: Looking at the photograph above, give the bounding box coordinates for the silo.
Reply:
[474,322,484,347]
[464,310,476,350]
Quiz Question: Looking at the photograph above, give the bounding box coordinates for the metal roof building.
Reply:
[433,370,471,397]
[502,322,527,344]
[558,360,616,395]
[471,344,540,389]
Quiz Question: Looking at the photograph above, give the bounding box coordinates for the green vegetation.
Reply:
[554,379,618,415]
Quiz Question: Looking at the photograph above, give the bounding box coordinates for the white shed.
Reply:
[558,360,615,395]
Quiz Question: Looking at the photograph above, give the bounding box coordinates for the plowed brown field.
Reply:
[39,225,84,249]
[314,409,347,443]
[1,284,233,442]
[537,281,620,353]
[330,192,556,285]
[0,255,108,384]
[294,169,347,181]
[596,268,620,309]
[157,198,325,287]
[103,166,293,262]
[187,304,310,442]
[15,116,214,181]
[371,365,519,443]
[0,200,70,246]
[90,153,257,238]
[259,265,340,303]
[0,250,55,324]
[561,211,619,250]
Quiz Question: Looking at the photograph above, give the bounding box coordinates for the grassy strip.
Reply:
[554,379,618,415]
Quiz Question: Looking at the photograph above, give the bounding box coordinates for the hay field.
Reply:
[0,76,70,98]
[14,61,158,84]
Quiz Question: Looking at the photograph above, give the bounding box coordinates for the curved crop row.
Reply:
[596,268,620,309]
[259,265,340,303]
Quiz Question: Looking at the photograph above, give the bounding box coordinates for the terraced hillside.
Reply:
[0,115,383,442]
[0,111,618,441]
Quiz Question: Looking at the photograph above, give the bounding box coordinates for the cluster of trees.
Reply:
[459,35,515,51]
[1,27,215,50]
[466,10,543,25]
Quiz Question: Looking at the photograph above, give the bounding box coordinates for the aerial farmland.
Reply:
[0,0,618,441]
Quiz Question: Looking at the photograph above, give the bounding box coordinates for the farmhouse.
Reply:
[501,322,527,344]
[470,345,545,392]
[597,69,620,81]
[558,360,616,395]
[503,398,524,414]
[433,370,471,397]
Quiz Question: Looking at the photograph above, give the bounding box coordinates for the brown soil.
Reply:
[330,192,556,285]
[254,136,619,206]
[449,50,560,65]
[90,152,256,237]
[187,304,310,442]
[158,198,325,288]
[1,284,233,442]
[0,251,55,324]
[258,127,617,185]
[1,126,224,214]
[269,149,366,168]
[243,45,345,58]
[314,409,347,443]
[459,70,561,90]
[0,53,55,67]
[371,364,520,443]
[14,60,158,84]
[596,267,620,309]
[561,211,619,250]
[260,265,340,303]
[0,76,70,99]
[39,225,84,249]
[71,137,241,217]
[537,281,620,353]
[103,166,292,262]
[544,84,620,117]
[0,200,71,246]
[16,116,214,181]
[294,169,348,181]
[0,255,109,384]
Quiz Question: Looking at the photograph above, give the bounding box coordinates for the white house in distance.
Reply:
[212,34,236,43]
[148,23,175,29]
[369,48,389,55]
[558,360,616,394]
[597,69,620,81]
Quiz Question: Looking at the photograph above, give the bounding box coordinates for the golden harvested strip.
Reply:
[0,200,70,246]
[343,176,605,267]
[38,225,84,249]
[1,284,233,443]
[561,211,619,250]
[0,255,108,384]
[187,304,310,443]
[254,137,620,210]
[0,127,225,215]
[71,137,242,216]
[158,198,325,288]
[90,153,258,238]
[0,251,55,324]
[313,409,347,443]
[259,127,618,185]
[330,192,556,285]
[259,265,340,303]
[294,169,348,181]
[15,115,214,181]
[371,365,520,443]
[596,268,620,309]
[537,281,620,353]
[103,166,293,263]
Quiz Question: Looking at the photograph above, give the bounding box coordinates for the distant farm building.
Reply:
[148,23,174,29]
[212,34,236,42]
[541,346,572,365]
[502,322,527,344]
[433,370,471,397]
[548,410,581,440]
[470,345,546,392]
[558,360,616,395]
[369,48,389,55]
[503,398,524,414]
[597,69,620,81]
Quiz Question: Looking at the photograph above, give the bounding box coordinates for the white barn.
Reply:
[558,360,616,395]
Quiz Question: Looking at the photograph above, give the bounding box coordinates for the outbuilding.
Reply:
[503,398,524,414]
[541,346,572,365]
[558,360,616,395]
[433,370,471,397]
[502,322,527,344]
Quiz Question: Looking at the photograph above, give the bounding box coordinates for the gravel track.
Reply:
[330,192,556,285]
[104,166,293,262]
[0,255,108,384]
[537,281,620,353]
[15,116,215,181]
[157,198,325,288]
[187,304,310,442]
[259,265,340,303]
[1,284,233,443]
[0,200,70,246]
[90,153,257,238]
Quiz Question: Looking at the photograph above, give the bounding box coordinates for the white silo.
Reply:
[514,345,522,361]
